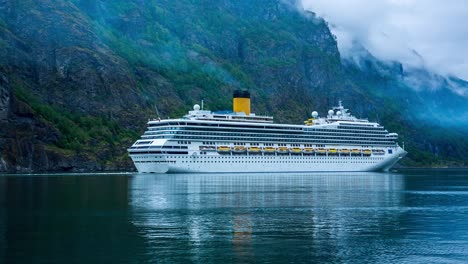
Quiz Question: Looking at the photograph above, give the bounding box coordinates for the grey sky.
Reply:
[301,0,468,80]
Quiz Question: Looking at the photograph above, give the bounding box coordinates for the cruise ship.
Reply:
[128,91,407,173]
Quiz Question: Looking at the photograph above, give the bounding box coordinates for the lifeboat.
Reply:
[233,146,247,153]
[217,146,231,154]
[303,148,314,155]
[316,148,327,155]
[276,147,289,154]
[328,148,338,155]
[248,147,261,154]
[263,147,276,154]
[340,149,350,155]
[351,149,361,155]
[291,147,302,155]
[363,149,372,156]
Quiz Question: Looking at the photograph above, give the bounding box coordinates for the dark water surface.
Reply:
[1,170,468,263]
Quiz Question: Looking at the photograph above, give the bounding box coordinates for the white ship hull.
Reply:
[131,147,406,173]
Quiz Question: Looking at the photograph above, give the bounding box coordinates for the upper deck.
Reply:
[148,101,379,130]
[182,108,274,123]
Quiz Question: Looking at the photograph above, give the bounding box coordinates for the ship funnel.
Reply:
[233,90,251,115]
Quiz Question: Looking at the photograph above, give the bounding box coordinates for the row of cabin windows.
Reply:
[148,131,389,140]
[144,137,396,147]
[134,160,381,164]
[181,160,380,164]
[148,127,388,135]
[174,135,394,142]
[148,123,386,133]
[232,142,259,146]
[184,156,385,160]
[149,135,395,145]
[134,155,385,160]
[232,143,317,147]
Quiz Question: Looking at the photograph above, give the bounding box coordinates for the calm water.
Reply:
[1,170,468,263]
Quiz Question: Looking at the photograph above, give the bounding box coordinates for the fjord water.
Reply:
[1,170,468,263]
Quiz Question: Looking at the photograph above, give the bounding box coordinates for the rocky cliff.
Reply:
[0,0,466,172]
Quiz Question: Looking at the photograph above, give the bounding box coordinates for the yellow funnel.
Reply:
[233,90,250,115]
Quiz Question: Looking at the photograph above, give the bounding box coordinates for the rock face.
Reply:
[0,0,147,123]
[0,72,105,172]
[0,73,10,121]
[0,0,466,172]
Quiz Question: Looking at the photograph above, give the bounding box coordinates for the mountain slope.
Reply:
[0,0,466,172]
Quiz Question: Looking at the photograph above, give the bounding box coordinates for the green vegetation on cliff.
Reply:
[0,0,466,172]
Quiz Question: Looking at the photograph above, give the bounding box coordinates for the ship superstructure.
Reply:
[128,91,407,173]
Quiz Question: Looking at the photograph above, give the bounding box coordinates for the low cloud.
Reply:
[301,0,468,80]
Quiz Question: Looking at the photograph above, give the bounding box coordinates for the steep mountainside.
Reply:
[0,0,466,172]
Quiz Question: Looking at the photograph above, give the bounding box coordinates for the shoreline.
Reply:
[1,168,468,175]
[394,167,468,171]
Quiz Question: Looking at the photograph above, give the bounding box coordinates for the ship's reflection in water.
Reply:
[129,172,407,263]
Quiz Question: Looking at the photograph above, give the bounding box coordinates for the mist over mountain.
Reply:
[338,41,468,125]
[0,0,466,172]
[302,0,468,123]
[302,0,468,80]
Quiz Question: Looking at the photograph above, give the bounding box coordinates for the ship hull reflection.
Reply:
[129,172,405,262]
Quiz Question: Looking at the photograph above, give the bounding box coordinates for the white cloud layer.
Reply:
[301,0,468,80]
